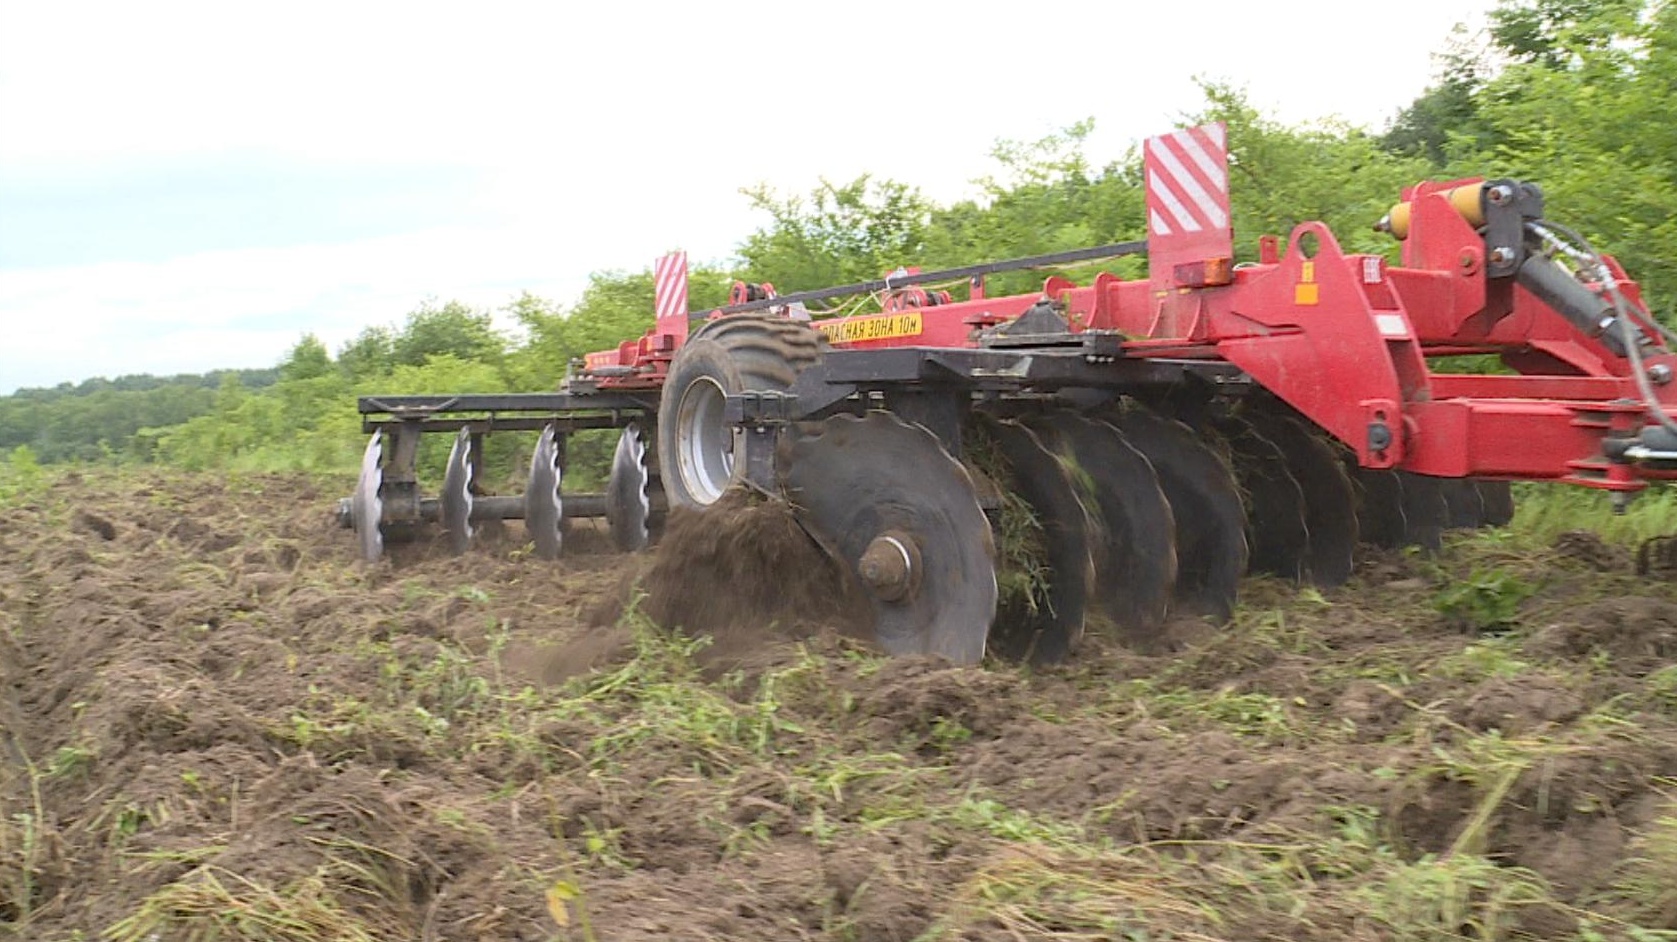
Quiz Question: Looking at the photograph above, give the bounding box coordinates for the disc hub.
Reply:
[857,531,920,602]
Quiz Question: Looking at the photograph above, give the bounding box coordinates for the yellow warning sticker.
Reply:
[1294,259,1319,305]
[816,312,924,344]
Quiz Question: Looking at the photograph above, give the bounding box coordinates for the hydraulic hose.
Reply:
[1525,219,1677,440]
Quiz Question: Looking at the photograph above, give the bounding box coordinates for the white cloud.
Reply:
[0,226,586,387]
[0,0,1495,391]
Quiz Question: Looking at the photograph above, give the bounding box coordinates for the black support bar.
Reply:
[357,392,656,417]
[361,415,638,435]
[811,346,1243,389]
[706,240,1149,317]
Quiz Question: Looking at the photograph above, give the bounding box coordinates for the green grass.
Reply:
[1514,482,1677,545]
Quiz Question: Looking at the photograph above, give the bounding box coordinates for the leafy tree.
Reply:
[1380,32,1498,163]
[505,268,731,392]
[1458,0,1677,312]
[1188,84,1434,261]
[392,300,505,369]
[925,121,1147,295]
[338,326,397,380]
[0,372,243,462]
[1488,0,1644,66]
[279,334,333,382]
[736,176,934,290]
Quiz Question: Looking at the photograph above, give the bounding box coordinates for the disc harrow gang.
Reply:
[1106,403,1248,624]
[1239,410,1358,587]
[345,121,1677,666]
[974,415,1096,664]
[340,372,1524,668]
[1023,412,1176,639]
[338,377,1520,668]
[1212,415,1311,582]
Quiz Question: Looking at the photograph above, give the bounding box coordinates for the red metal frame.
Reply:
[579,125,1676,494]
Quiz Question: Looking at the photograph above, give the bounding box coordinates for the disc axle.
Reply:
[335,492,660,530]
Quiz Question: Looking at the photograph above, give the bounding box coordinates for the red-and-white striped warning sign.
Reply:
[1145,125,1229,237]
[654,252,688,323]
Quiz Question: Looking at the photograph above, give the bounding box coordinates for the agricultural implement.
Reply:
[340,124,1677,665]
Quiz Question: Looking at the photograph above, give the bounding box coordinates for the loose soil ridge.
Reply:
[2,471,1676,940]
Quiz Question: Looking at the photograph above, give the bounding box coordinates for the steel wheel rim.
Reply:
[675,376,733,505]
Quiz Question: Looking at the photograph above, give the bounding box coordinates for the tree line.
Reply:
[0,369,278,463]
[3,0,1671,477]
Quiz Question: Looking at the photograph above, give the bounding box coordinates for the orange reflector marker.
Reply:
[1295,259,1319,305]
[1171,257,1235,288]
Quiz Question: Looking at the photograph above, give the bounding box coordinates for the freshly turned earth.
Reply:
[3,471,1675,940]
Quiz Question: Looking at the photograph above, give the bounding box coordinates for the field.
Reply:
[3,469,1676,941]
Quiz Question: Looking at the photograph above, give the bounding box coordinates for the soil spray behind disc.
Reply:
[643,488,870,647]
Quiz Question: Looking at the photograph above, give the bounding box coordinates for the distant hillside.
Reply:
[0,368,279,462]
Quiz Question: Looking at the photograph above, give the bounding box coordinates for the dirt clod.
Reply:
[1530,596,1677,675]
[72,509,116,540]
[1452,674,1584,734]
[1555,529,1628,571]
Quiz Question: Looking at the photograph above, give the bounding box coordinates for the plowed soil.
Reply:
[3,471,1676,941]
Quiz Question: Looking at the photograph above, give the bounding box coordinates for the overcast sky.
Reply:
[0,0,1494,394]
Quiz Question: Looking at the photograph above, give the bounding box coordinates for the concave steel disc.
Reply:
[607,423,652,553]
[1241,411,1357,587]
[1476,480,1515,527]
[781,412,996,666]
[1213,415,1311,582]
[1395,471,1448,552]
[441,428,475,556]
[1109,404,1248,624]
[972,415,1095,665]
[1350,467,1408,549]
[1441,479,1486,529]
[352,432,385,564]
[524,425,565,560]
[1025,412,1176,638]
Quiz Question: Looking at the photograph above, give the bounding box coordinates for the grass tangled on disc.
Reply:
[961,422,1053,619]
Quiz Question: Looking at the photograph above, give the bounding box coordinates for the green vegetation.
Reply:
[0,368,277,463]
[1435,569,1538,632]
[2,0,1671,484]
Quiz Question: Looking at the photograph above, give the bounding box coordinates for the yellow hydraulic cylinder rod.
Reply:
[1375,184,1485,240]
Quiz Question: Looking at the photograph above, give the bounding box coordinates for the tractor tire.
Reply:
[657,314,823,510]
